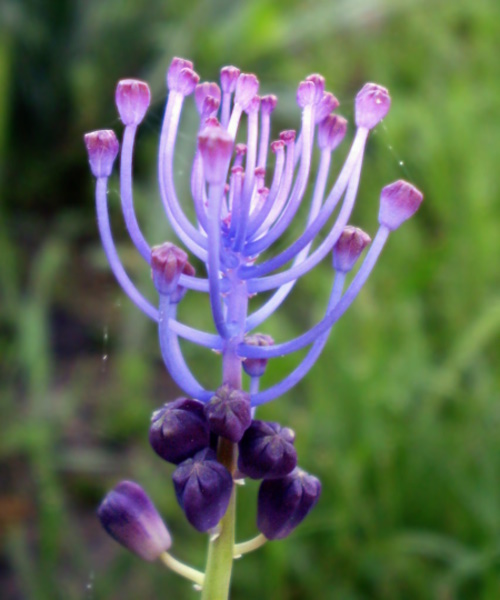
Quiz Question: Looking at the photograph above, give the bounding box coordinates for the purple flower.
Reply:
[149,398,210,465]
[97,481,171,561]
[204,384,252,443]
[238,420,297,480]
[172,448,233,532]
[257,468,321,540]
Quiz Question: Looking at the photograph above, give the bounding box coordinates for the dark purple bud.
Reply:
[84,130,119,178]
[220,66,241,93]
[315,92,340,123]
[115,79,151,126]
[305,73,325,103]
[378,180,423,230]
[98,481,171,561]
[167,57,194,90]
[257,468,321,540]
[332,226,371,273]
[317,114,347,151]
[198,126,234,184]
[355,83,391,129]
[195,82,222,115]
[151,242,194,296]
[149,398,210,465]
[261,94,277,115]
[238,420,297,480]
[296,80,316,108]
[235,73,259,109]
[242,333,275,377]
[204,384,252,442]
[172,448,233,532]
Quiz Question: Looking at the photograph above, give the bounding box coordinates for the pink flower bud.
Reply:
[332,226,371,272]
[115,79,151,126]
[355,83,391,129]
[84,130,119,178]
[378,180,424,230]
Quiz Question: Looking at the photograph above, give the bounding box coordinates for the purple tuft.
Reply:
[97,481,171,561]
[115,79,151,126]
[238,420,297,480]
[172,448,233,532]
[332,226,371,272]
[378,180,424,230]
[84,130,119,178]
[149,398,210,465]
[355,83,391,129]
[257,468,321,540]
[204,384,252,442]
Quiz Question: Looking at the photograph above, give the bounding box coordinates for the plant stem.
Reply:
[201,438,236,600]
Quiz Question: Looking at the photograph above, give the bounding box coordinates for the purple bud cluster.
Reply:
[86,56,423,560]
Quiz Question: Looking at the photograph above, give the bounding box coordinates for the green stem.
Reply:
[201,438,236,600]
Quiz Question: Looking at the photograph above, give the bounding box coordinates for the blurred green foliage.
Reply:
[1,0,500,598]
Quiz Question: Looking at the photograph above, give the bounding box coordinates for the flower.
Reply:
[97,481,171,561]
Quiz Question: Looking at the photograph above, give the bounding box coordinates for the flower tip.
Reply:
[318,114,347,151]
[315,92,340,123]
[151,242,195,300]
[355,83,391,129]
[220,66,241,93]
[305,73,326,102]
[261,94,278,115]
[84,129,119,178]
[115,79,151,126]
[378,180,423,230]
[97,481,171,561]
[332,226,371,272]
[198,126,234,184]
[234,73,260,109]
[296,80,316,108]
[166,57,194,90]
[195,82,222,116]
[242,333,274,377]
[204,384,252,442]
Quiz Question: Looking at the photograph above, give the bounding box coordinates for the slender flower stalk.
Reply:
[85,56,423,600]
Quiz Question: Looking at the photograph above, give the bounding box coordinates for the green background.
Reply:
[1,0,500,598]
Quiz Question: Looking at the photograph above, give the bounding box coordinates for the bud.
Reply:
[151,242,193,296]
[149,398,210,465]
[260,95,277,115]
[238,420,297,480]
[115,79,151,126]
[204,384,252,443]
[355,83,391,129]
[315,92,340,123]
[234,73,259,110]
[167,57,194,90]
[97,481,171,561]
[84,130,119,178]
[220,66,241,94]
[305,73,326,103]
[172,448,233,532]
[194,82,222,116]
[198,126,234,185]
[257,468,321,540]
[317,114,347,151]
[332,226,371,272]
[296,80,316,108]
[242,333,275,377]
[378,180,424,230]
